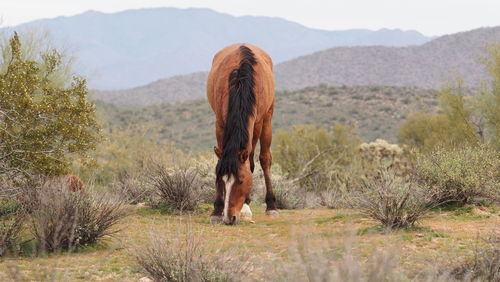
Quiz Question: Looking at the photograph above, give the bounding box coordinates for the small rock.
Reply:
[139,277,153,282]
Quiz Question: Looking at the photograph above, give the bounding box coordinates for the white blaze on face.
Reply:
[222,175,235,223]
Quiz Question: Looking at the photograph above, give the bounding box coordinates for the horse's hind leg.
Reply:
[259,112,278,216]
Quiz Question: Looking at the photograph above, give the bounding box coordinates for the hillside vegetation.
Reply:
[94,26,500,106]
[97,84,439,150]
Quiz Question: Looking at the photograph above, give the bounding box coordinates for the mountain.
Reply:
[274,26,500,90]
[7,8,430,90]
[93,26,500,106]
[98,85,439,150]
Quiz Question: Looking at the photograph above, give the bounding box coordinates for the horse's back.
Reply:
[207,43,274,121]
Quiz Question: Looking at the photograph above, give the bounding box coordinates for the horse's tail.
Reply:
[217,45,257,179]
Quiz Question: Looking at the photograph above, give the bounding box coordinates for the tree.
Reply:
[0,32,100,177]
[480,44,500,149]
[399,80,478,152]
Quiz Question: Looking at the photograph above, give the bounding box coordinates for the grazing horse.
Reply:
[207,43,278,225]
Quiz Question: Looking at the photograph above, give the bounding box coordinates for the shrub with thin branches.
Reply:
[347,169,436,229]
[148,164,204,213]
[27,178,127,253]
[134,224,247,282]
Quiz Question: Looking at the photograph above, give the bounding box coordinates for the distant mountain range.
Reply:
[94,26,500,106]
[6,7,431,89]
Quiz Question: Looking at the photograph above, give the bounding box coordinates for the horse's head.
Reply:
[215,146,253,225]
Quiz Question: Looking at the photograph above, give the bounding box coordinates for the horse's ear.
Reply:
[214,146,223,159]
[238,150,248,163]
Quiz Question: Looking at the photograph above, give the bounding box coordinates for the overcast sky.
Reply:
[1,0,499,36]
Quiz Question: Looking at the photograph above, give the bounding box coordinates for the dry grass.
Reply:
[0,204,497,281]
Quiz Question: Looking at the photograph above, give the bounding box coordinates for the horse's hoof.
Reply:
[240,204,253,222]
[209,215,223,224]
[266,210,279,217]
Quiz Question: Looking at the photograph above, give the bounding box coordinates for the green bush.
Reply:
[0,32,100,178]
[273,123,360,190]
[414,145,500,206]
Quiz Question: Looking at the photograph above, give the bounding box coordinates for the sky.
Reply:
[1,0,499,36]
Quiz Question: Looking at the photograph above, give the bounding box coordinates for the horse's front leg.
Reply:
[210,179,224,224]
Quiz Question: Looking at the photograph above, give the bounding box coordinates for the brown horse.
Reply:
[207,43,278,225]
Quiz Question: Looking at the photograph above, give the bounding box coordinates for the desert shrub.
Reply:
[347,169,436,229]
[27,178,127,252]
[359,139,412,177]
[134,224,247,282]
[414,145,500,206]
[112,170,151,204]
[148,163,205,213]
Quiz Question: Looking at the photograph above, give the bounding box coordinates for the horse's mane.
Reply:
[216,45,257,181]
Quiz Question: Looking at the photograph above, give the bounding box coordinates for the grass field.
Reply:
[1,204,498,281]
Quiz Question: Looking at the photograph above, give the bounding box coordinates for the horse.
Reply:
[207,43,278,225]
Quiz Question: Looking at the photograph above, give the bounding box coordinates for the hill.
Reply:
[6,8,430,90]
[275,26,500,90]
[97,85,439,150]
[94,26,500,106]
